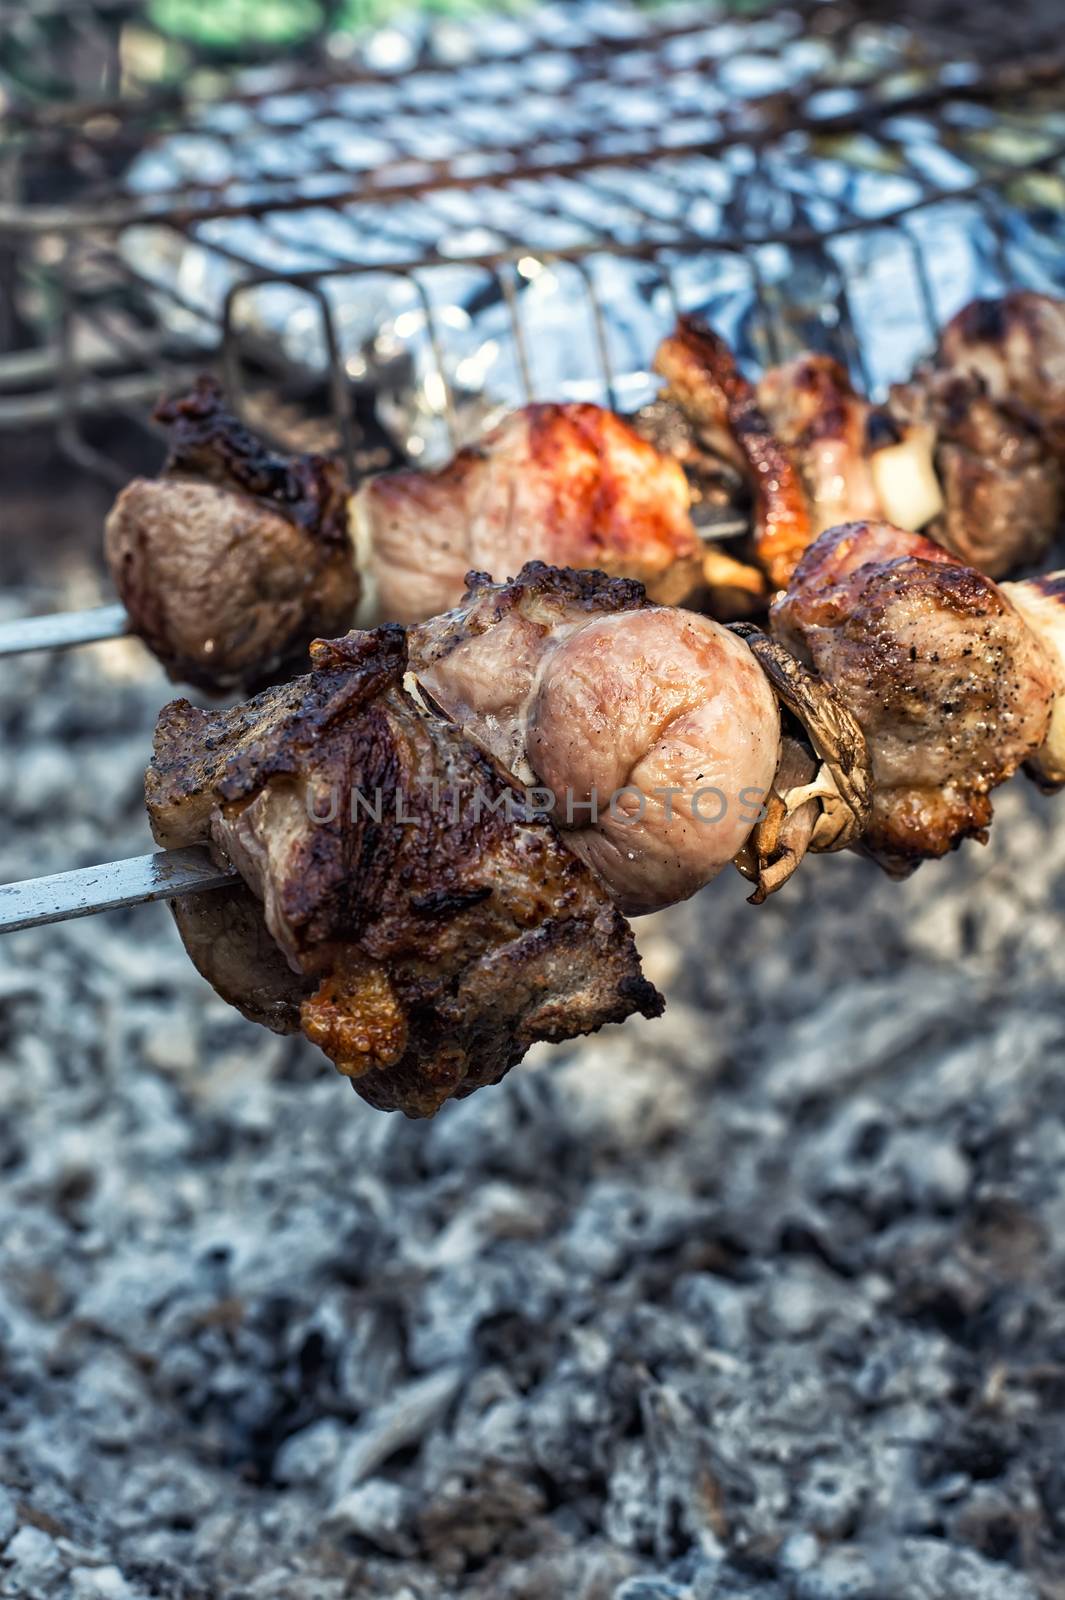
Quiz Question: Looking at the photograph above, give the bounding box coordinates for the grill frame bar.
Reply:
[1,4,1063,487]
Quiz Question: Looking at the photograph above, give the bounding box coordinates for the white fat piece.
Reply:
[347,487,380,629]
[1001,575,1065,786]
[869,424,945,533]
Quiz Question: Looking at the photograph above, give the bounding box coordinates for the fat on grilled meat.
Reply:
[887,369,1063,577]
[351,402,704,626]
[654,315,813,591]
[409,563,780,916]
[937,291,1065,456]
[147,623,661,1116]
[105,378,360,691]
[771,520,1062,876]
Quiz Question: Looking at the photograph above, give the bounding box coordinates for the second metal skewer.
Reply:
[0,604,130,658]
[0,511,753,663]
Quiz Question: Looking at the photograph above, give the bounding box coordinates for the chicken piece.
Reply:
[771,521,1062,875]
[654,315,812,591]
[105,378,360,692]
[937,292,1065,455]
[148,623,661,1115]
[887,370,1063,578]
[410,563,780,915]
[757,354,884,536]
[351,403,704,625]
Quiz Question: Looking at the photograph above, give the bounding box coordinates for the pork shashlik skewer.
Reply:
[6,522,1065,1115]
[5,292,1063,686]
[102,379,709,692]
[0,379,718,678]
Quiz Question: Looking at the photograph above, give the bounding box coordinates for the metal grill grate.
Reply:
[2,2,1064,485]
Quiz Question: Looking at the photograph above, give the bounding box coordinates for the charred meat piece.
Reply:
[771,521,1061,875]
[410,563,780,915]
[352,403,704,625]
[148,622,661,1116]
[654,315,813,591]
[105,378,360,692]
[937,292,1065,455]
[887,369,1063,578]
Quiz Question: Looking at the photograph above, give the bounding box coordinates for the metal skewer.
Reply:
[0,849,236,933]
[0,514,753,663]
[0,603,129,658]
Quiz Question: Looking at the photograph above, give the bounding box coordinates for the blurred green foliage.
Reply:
[147,0,535,51]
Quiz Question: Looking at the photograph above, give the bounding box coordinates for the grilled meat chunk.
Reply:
[758,353,945,540]
[937,292,1065,455]
[148,622,660,1115]
[771,521,1061,875]
[656,313,1059,586]
[352,403,703,625]
[757,354,884,536]
[105,378,360,692]
[887,369,1063,577]
[654,316,813,591]
[410,563,780,915]
[409,562,650,778]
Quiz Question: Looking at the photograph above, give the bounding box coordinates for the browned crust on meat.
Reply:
[460,560,650,624]
[888,369,1063,576]
[762,353,857,446]
[778,520,956,630]
[408,561,649,683]
[360,401,701,614]
[149,622,661,1116]
[771,522,1058,875]
[525,402,702,581]
[105,377,360,692]
[654,316,812,591]
[937,292,1065,458]
[949,296,1011,347]
[945,293,1058,366]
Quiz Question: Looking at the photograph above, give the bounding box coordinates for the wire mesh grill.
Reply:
[2,2,1064,485]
